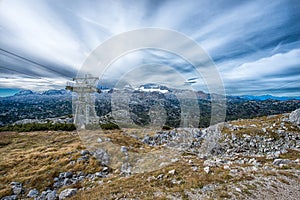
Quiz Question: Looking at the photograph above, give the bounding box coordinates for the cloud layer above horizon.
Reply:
[0,0,299,96]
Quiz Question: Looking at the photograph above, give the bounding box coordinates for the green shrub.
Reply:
[162,125,172,130]
[100,122,120,130]
[0,123,76,132]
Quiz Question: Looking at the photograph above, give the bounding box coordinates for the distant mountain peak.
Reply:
[241,94,300,101]
[137,83,170,93]
[41,89,68,95]
[12,89,70,97]
[14,90,35,96]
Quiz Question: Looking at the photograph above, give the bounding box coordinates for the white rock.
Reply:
[224,165,230,170]
[59,188,77,200]
[97,137,103,143]
[235,187,242,192]
[168,169,176,175]
[157,174,164,180]
[46,190,57,200]
[249,158,256,164]
[80,150,90,156]
[120,146,127,153]
[98,180,103,185]
[27,189,39,198]
[147,176,156,182]
[159,162,169,167]
[204,166,210,174]
[95,172,103,177]
[204,160,216,167]
[273,159,291,166]
[252,166,258,171]
[191,166,198,171]
[274,151,281,158]
[289,108,300,125]
[171,179,182,185]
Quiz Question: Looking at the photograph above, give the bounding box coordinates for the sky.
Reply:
[0,0,299,96]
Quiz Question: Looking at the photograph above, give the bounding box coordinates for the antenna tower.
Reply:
[67,74,99,129]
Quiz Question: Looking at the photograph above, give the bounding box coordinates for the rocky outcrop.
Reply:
[142,128,203,151]
[1,195,17,200]
[35,189,57,200]
[1,167,111,200]
[219,131,299,157]
[289,108,300,125]
[141,113,300,158]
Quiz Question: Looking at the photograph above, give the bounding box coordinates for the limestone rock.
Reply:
[27,189,39,198]
[289,108,300,125]
[10,182,23,195]
[59,188,77,200]
[204,166,210,174]
[273,159,291,166]
[1,195,17,200]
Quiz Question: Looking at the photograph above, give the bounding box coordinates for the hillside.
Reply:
[0,109,299,200]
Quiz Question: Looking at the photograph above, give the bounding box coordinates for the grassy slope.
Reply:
[0,113,299,199]
[0,131,103,197]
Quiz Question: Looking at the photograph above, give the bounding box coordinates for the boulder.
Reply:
[273,158,291,166]
[1,195,17,200]
[36,189,57,200]
[95,172,105,178]
[64,171,73,179]
[120,146,128,153]
[59,171,73,179]
[92,149,110,165]
[46,190,57,200]
[59,188,77,200]
[102,167,109,175]
[168,169,176,175]
[80,150,90,156]
[204,166,210,174]
[289,108,300,125]
[10,182,23,195]
[27,189,39,198]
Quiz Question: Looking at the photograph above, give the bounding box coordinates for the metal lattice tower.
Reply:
[67,74,99,129]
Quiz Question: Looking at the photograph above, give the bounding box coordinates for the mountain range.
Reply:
[0,88,299,127]
[7,89,300,101]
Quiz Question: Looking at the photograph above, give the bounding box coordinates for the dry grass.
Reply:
[1,113,299,199]
[70,159,236,200]
[104,131,148,153]
[0,131,103,197]
[69,153,266,200]
[279,149,300,160]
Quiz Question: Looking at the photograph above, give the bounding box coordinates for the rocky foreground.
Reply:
[1,109,299,200]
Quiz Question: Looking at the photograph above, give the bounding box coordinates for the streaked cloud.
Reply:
[0,0,299,96]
